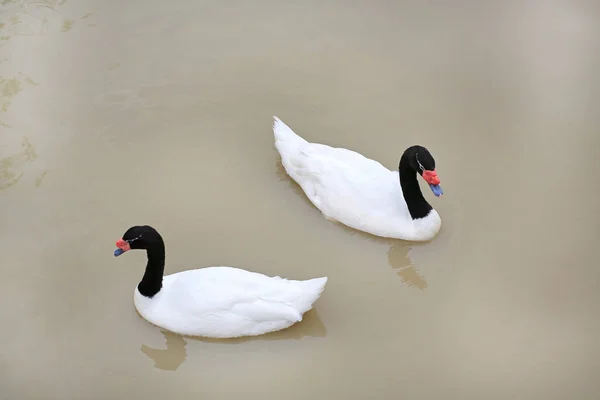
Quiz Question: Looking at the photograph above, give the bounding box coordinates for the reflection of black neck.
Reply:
[399,153,432,220]
[138,239,165,298]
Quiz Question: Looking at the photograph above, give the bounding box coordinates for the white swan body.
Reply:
[273,117,441,241]
[133,267,327,338]
[114,225,327,339]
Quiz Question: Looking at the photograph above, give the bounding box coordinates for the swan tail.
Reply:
[273,116,308,154]
[305,277,328,300]
[293,277,328,315]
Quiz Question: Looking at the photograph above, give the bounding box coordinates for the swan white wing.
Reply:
[165,268,307,320]
[282,142,414,238]
[133,267,326,337]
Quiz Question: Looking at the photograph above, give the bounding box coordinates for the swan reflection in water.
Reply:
[141,330,188,371]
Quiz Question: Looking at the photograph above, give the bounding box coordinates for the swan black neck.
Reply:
[138,239,165,298]
[399,150,433,220]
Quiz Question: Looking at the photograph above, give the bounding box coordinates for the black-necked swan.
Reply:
[273,117,443,241]
[113,225,328,338]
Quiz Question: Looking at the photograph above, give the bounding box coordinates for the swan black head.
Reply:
[400,145,443,197]
[114,225,163,256]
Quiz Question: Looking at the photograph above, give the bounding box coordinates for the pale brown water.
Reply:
[1,1,600,399]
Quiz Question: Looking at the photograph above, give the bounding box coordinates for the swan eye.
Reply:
[415,153,425,171]
[126,234,144,244]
